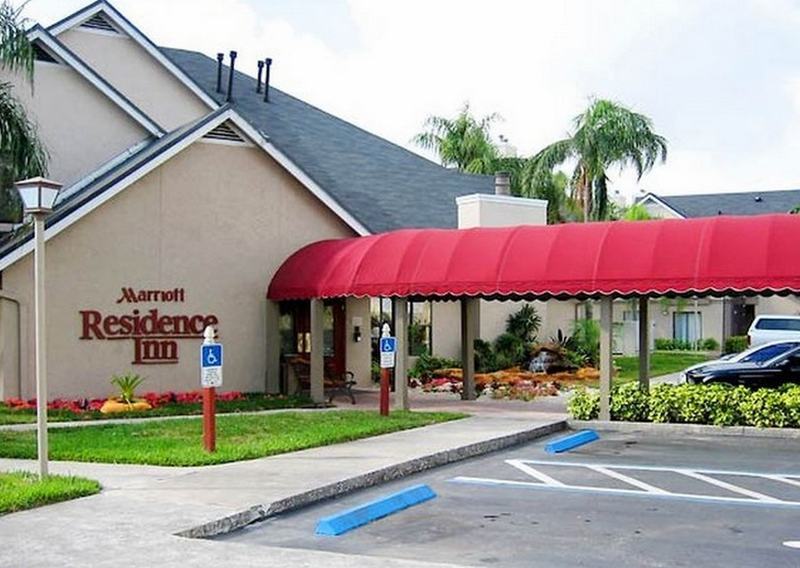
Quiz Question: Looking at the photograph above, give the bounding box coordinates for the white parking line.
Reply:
[675,469,781,503]
[447,459,800,509]
[507,459,565,486]
[587,465,669,495]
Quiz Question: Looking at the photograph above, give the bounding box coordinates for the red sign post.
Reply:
[379,367,391,416]
[378,325,396,417]
[203,387,216,452]
[200,326,222,452]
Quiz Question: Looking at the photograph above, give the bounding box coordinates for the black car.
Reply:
[685,346,800,388]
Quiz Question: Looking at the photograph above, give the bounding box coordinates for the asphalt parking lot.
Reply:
[218,429,800,567]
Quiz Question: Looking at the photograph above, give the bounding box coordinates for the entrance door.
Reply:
[279,300,346,378]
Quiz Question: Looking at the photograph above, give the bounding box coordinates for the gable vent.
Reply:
[80,13,119,33]
[202,122,247,144]
[33,43,59,64]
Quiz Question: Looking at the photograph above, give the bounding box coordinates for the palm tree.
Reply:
[0,1,47,222]
[530,98,667,221]
[518,166,581,224]
[413,103,499,174]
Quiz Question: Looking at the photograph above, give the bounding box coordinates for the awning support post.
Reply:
[394,298,409,410]
[310,298,325,404]
[638,297,650,391]
[599,297,613,421]
[460,298,478,401]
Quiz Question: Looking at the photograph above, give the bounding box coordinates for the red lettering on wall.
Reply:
[82,289,217,365]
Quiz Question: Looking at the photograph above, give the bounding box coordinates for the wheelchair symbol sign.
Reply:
[379,337,396,368]
[200,344,223,387]
[202,344,223,368]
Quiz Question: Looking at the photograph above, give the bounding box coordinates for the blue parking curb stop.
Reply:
[545,429,599,454]
[315,484,437,536]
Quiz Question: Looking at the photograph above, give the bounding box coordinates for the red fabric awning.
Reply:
[267,214,800,301]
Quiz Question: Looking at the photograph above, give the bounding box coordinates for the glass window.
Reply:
[755,318,800,331]
[323,305,334,357]
[674,311,702,343]
[409,301,432,356]
[278,313,295,355]
[742,342,800,363]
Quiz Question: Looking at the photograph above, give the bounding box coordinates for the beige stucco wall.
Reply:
[345,297,372,387]
[756,295,800,317]
[1,138,355,399]
[0,295,22,399]
[431,300,461,359]
[2,61,148,187]
[59,29,209,130]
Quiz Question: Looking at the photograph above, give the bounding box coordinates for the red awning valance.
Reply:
[267,214,800,301]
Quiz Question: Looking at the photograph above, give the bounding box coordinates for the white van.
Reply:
[747,315,800,346]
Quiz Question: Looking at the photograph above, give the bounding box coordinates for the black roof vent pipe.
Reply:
[263,57,272,103]
[256,60,264,93]
[226,50,237,102]
[215,52,224,93]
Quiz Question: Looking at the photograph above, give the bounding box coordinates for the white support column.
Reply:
[638,297,650,391]
[33,215,48,477]
[309,298,325,404]
[599,297,613,421]
[394,298,409,410]
[264,300,281,394]
[460,298,479,401]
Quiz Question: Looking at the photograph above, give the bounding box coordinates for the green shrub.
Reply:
[654,338,696,351]
[647,384,681,422]
[567,388,599,420]
[610,383,649,422]
[473,339,497,373]
[571,318,600,366]
[506,304,541,343]
[568,383,800,428]
[724,335,748,354]
[701,337,720,351]
[409,353,460,380]
[493,332,528,369]
[782,385,800,428]
[740,389,787,428]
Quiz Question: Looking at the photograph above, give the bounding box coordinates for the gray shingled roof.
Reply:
[162,48,494,234]
[653,189,800,218]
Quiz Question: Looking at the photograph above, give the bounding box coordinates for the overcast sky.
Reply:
[24,0,800,200]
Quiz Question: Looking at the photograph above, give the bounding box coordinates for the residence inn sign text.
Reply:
[79,288,218,365]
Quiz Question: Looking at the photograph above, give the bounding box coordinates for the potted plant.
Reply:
[100,373,152,414]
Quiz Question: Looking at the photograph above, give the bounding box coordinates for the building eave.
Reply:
[27,25,165,137]
[46,0,219,111]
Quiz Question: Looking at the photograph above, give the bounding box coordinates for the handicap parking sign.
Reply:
[380,336,396,368]
[200,343,223,387]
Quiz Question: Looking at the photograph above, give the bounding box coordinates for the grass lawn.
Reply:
[0,394,313,426]
[614,350,712,382]
[0,410,465,467]
[0,471,100,515]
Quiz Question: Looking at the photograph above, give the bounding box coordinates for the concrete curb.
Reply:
[176,419,566,539]
[569,420,800,439]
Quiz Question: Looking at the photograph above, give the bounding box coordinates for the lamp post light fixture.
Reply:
[15,177,62,478]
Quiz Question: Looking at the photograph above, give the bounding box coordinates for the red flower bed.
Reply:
[3,390,245,414]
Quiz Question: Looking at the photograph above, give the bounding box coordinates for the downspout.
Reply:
[0,291,22,397]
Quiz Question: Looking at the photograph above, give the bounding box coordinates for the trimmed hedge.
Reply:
[568,383,800,428]
[724,335,748,354]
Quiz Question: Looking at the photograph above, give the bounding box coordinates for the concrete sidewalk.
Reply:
[0,413,563,567]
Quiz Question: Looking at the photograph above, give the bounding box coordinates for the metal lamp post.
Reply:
[15,177,62,478]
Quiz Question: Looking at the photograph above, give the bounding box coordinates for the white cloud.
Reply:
[24,0,800,200]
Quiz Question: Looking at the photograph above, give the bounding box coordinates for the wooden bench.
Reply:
[286,359,357,404]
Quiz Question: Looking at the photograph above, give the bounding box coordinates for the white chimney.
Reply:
[457,172,548,228]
